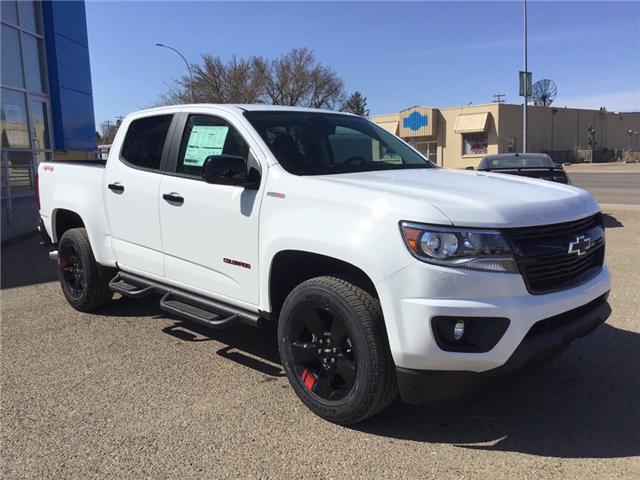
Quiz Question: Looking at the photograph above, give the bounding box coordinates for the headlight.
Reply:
[400,221,518,273]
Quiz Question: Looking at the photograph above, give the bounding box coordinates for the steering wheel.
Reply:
[343,156,368,165]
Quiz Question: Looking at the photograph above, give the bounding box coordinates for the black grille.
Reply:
[504,213,605,294]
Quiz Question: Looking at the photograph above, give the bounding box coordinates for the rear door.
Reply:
[158,111,265,306]
[104,113,176,276]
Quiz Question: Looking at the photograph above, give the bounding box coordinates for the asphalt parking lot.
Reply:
[1,206,639,479]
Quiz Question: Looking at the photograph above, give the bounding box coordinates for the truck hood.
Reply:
[320,168,599,228]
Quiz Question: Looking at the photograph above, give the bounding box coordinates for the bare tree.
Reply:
[99,120,119,145]
[161,48,349,110]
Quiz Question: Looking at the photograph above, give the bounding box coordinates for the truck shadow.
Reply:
[1,235,57,289]
[602,212,623,228]
[354,322,639,459]
[93,295,638,459]
[124,299,639,459]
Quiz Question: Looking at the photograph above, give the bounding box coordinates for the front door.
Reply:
[104,113,175,277]
[158,112,264,306]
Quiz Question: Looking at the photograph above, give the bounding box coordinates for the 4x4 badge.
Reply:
[568,235,592,256]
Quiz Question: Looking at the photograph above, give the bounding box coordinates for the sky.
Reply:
[86,0,640,126]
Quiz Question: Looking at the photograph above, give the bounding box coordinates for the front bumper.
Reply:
[376,260,611,372]
[396,293,611,403]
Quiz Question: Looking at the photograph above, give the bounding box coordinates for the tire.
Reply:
[278,276,397,425]
[57,228,114,312]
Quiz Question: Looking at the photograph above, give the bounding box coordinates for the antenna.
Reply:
[532,79,557,107]
[492,94,506,103]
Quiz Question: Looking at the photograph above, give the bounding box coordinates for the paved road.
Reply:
[568,172,640,205]
[2,208,639,479]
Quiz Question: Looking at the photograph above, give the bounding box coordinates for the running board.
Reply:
[160,292,239,330]
[109,271,264,329]
[109,274,154,298]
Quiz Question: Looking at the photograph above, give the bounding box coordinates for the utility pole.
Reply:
[523,0,528,153]
[492,94,506,104]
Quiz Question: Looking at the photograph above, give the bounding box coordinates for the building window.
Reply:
[1,0,51,208]
[1,25,24,88]
[1,88,30,149]
[409,141,438,163]
[22,32,47,93]
[463,132,488,155]
[17,1,42,34]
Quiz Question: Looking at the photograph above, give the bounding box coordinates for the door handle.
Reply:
[108,182,124,193]
[162,192,184,205]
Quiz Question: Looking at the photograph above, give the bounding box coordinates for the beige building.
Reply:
[374,104,640,169]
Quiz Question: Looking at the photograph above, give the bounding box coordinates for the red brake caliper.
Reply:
[59,257,70,269]
[301,368,317,390]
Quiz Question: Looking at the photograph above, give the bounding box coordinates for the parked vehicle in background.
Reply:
[476,153,570,184]
[96,144,111,161]
[37,104,610,424]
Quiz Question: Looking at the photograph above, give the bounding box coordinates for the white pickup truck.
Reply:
[37,104,611,424]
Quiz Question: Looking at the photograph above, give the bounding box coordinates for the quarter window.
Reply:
[176,114,249,177]
[120,114,173,170]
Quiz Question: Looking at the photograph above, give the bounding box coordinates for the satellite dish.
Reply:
[532,79,557,107]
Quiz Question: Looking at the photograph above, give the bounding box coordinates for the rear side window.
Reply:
[176,114,249,177]
[120,114,173,170]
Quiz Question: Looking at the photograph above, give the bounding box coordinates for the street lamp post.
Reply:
[522,0,528,154]
[155,43,196,103]
[628,129,633,152]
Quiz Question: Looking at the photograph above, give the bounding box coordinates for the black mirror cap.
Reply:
[465,166,475,170]
[202,155,260,189]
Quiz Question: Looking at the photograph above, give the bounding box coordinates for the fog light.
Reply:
[453,320,465,341]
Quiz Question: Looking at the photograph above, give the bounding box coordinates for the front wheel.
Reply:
[278,276,397,424]
[57,228,113,312]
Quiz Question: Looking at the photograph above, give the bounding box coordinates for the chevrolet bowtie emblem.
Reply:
[568,235,592,256]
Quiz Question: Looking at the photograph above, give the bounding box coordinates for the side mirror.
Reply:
[202,155,259,189]
[465,166,475,170]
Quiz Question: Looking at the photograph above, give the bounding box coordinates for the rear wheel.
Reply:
[57,228,113,312]
[278,276,397,424]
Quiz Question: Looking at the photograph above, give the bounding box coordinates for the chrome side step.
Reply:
[108,271,264,330]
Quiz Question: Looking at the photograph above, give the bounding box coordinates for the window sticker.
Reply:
[183,125,229,167]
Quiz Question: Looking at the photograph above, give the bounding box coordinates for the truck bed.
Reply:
[37,161,113,265]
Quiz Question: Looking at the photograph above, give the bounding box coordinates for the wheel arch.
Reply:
[52,208,85,243]
[268,249,379,320]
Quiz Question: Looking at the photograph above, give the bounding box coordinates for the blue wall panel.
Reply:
[42,0,96,152]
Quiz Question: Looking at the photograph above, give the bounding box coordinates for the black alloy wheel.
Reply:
[56,228,114,312]
[59,245,85,299]
[278,276,398,424]
[289,303,357,401]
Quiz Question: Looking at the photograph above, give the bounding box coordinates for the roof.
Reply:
[483,153,551,159]
[127,103,353,118]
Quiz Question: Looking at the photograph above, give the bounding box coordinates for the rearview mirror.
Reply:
[202,155,259,189]
[465,166,475,170]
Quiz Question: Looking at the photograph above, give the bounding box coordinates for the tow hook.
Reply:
[48,250,59,261]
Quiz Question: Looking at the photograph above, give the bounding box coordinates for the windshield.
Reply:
[485,155,555,169]
[244,111,435,175]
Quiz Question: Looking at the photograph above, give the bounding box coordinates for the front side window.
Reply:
[244,111,434,176]
[176,114,249,177]
[120,114,173,170]
[463,132,488,155]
